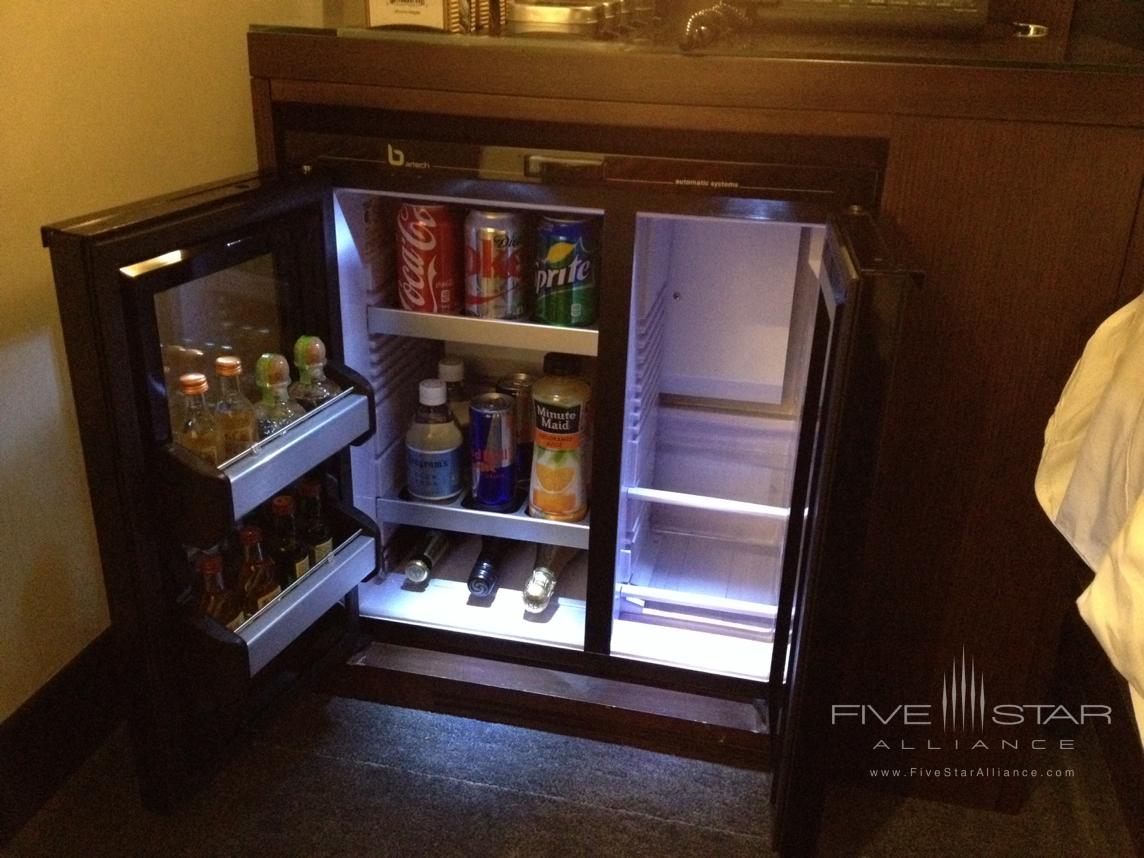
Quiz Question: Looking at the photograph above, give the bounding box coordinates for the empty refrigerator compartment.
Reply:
[611,213,821,681]
[628,406,798,510]
[359,533,587,649]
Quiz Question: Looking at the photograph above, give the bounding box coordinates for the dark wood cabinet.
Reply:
[243,23,1144,838]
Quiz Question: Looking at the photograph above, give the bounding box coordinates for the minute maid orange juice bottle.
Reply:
[528,353,591,522]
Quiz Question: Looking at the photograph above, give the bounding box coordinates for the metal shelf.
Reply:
[239,528,376,676]
[222,390,371,522]
[377,494,590,550]
[367,306,598,356]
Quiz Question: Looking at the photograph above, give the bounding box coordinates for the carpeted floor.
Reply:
[4,694,1135,857]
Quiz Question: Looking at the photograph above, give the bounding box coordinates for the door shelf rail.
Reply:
[367,306,598,356]
[239,527,375,675]
[617,583,779,622]
[625,486,790,520]
[377,494,590,550]
[181,501,379,692]
[159,367,374,548]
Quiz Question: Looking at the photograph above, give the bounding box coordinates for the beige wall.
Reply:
[0,3,322,723]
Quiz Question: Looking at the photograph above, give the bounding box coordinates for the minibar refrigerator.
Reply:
[43,119,919,856]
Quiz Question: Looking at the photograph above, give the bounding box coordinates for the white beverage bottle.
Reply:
[438,356,470,432]
[405,379,464,503]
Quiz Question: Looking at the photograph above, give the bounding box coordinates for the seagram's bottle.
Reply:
[213,356,256,460]
[402,529,452,584]
[253,353,306,439]
[289,335,342,411]
[405,379,464,503]
[174,372,222,466]
[523,543,581,614]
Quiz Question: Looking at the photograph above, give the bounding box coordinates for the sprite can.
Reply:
[534,216,598,327]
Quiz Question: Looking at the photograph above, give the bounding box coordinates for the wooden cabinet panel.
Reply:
[852,117,1144,804]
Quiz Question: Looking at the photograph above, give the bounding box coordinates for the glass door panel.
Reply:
[152,252,282,424]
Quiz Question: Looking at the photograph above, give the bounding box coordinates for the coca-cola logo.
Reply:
[398,206,442,312]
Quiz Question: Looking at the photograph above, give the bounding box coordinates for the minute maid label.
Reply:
[407,444,464,501]
[535,402,581,443]
[531,402,587,520]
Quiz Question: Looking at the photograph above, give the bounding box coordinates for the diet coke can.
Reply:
[397,203,461,314]
[464,210,526,319]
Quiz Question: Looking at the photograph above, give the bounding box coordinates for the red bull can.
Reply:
[464,210,526,319]
[469,393,517,511]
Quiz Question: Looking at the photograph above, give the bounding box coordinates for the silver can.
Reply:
[496,372,536,489]
[464,210,526,319]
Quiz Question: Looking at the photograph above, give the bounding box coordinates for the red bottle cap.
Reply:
[195,553,224,575]
[299,478,322,499]
[271,495,295,517]
[239,526,262,547]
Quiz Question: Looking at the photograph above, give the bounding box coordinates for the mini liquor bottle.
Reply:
[196,552,244,632]
[270,494,311,588]
[174,372,222,465]
[213,355,256,460]
[289,335,342,411]
[253,353,306,439]
[237,525,281,618]
[297,477,335,565]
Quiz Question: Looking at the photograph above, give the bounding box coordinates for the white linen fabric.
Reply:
[1036,294,1144,747]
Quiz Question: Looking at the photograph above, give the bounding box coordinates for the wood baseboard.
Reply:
[325,641,769,769]
[0,628,125,844]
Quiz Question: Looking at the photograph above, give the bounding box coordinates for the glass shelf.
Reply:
[366,306,598,356]
[377,493,590,550]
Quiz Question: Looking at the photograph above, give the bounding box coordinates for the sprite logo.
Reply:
[535,241,592,292]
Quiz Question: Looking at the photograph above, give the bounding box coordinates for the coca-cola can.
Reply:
[397,203,461,314]
[464,210,526,319]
